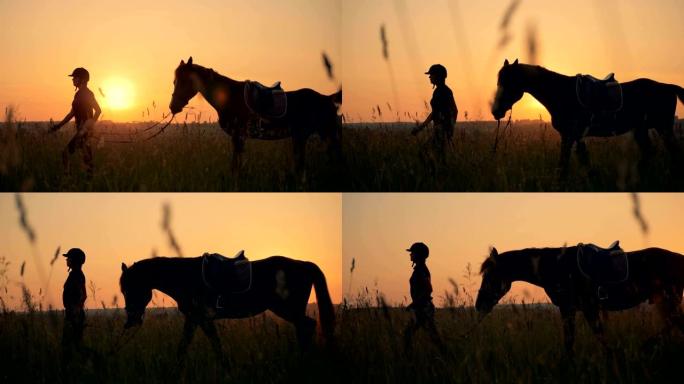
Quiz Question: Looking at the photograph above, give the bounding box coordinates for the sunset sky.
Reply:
[0,0,340,122]
[2,1,681,124]
[343,193,684,306]
[0,193,342,310]
[342,0,684,122]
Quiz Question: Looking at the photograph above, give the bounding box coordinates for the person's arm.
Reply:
[50,109,75,132]
[91,93,101,122]
[412,112,432,135]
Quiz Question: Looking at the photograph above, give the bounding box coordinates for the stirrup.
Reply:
[597,286,608,301]
[216,295,224,309]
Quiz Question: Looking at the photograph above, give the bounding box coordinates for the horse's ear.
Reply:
[513,59,519,65]
[121,263,127,272]
[490,247,499,261]
[188,56,193,65]
[180,60,185,66]
[504,59,509,66]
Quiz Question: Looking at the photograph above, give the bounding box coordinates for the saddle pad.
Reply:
[576,75,623,112]
[244,80,288,119]
[201,252,252,294]
[576,242,628,284]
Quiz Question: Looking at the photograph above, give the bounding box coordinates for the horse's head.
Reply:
[170,56,200,114]
[475,247,512,315]
[492,59,524,120]
[120,263,152,329]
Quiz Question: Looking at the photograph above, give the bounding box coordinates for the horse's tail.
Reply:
[330,87,342,108]
[307,261,335,343]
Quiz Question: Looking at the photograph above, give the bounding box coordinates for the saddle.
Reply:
[576,241,628,299]
[576,74,623,129]
[201,251,252,296]
[244,80,288,120]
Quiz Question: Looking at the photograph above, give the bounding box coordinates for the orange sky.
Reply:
[0,0,340,122]
[343,193,684,307]
[0,193,342,310]
[341,0,684,122]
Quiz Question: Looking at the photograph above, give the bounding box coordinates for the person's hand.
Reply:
[48,124,59,134]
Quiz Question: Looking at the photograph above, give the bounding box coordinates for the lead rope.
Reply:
[96,113,177,144]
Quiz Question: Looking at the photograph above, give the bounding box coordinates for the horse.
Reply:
[168,57,343,181]
[119,255,335,367]
[491,59,684,178]
[475,244,684,354]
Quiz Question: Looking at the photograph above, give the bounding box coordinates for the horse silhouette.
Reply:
[119,255,335,368]
[492,60,683,178]
[476,244,684,354]
[169,57,342,182]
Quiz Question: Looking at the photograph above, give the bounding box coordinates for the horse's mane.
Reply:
[178,63,238,86]
[479,246,573,274]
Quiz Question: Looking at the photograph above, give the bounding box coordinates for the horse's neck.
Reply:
[503,249,554,286]
[194,67,243,112]
[520,67,569,115]
[142,258,198,300]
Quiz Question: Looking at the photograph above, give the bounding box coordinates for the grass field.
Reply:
[3,293,683,384]
[337,298,684,383]
[1,113,683,191]
[0,304,343,384]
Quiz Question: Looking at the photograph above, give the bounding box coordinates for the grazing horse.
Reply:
[475,245,684,354]
[119,255,335,366]
[491,59,684,177]
[168,57,343,179]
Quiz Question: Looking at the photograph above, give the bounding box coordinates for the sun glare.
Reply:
[101,77,135,110]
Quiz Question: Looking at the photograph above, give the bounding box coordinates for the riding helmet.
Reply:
[63,248,86,265]
[406,242,429,259]
[424,64,447,79]
[68,67,90,82]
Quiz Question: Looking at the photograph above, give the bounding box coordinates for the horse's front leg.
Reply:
[560,306,576,357]
[558,135,574,181]
[199,320,230,370]
[227,128,246,191]
[582,306,609,349]
[292,137,307,187]
[575,139,591,168]
[177,317,197,360]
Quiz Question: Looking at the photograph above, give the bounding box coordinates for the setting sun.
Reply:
[101,77,135,110]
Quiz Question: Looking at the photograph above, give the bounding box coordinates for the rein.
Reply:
[492,110,512,153]
[98,113,177,144]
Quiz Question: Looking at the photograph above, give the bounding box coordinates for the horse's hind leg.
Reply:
[270,302,316,348]
[634,128,655,165]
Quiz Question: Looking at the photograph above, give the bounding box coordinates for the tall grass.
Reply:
[337,289,684,383]
[0,303,344,384]
[0,119,682,191]
[343,120,684,191]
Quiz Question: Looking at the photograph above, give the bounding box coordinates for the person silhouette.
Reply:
[62,248,87,352]
[49,68,101,177]
[403,242,444,351]
[412,64,458,175]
